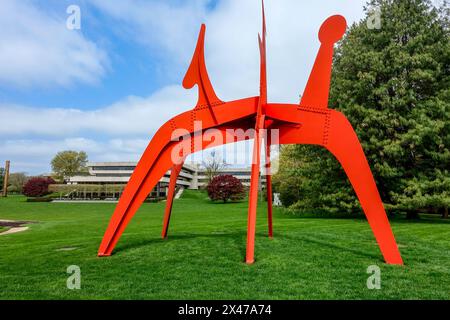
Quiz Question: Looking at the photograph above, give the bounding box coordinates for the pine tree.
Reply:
[275,0,449,217]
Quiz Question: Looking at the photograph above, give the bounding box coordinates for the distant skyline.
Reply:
[0,0,368,174]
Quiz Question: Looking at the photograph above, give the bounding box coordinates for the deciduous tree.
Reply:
[51,151,88,182]
[8,173,28,193]
[202,151,228,184]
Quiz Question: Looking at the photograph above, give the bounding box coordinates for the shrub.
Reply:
[22,177,56,197]
[207,174,245,203]
[26,197,54,203]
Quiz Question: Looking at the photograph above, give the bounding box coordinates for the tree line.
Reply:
[1,150,88,195]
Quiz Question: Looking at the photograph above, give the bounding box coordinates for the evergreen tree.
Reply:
[275,0,449,217]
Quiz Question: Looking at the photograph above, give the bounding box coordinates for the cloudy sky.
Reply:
[0,0,369,174]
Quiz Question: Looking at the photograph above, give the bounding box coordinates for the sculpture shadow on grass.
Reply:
[111,230,381,262]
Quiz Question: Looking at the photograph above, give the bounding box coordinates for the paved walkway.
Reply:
[0,226,29,235]
[0,220,31,235]
[52,200,119,203]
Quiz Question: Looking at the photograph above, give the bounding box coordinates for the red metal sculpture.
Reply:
[98,2,404,265]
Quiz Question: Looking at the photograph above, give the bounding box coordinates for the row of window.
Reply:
[92,166,136,171]
[91,166,249,176]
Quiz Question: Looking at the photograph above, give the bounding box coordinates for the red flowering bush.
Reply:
[207,174,245,203]
[22,177,56,197]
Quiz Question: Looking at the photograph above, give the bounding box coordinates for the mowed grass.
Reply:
[0,191,449,300]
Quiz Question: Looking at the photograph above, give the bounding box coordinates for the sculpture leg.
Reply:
[265,134,273,238]
[98,145,176,256]
[246,118,265,264]
[276,108,403,265]
[325,111,403,265]
[161,161,184,238]
[99,123,254,257]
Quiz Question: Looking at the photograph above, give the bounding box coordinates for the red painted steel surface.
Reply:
[98,3,403,265]
[161,161,184,239]
[265,132,273,238]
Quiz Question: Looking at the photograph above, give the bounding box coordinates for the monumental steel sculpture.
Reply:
[98,3,404,265]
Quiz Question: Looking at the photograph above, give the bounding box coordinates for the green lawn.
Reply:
[0,191,449,300]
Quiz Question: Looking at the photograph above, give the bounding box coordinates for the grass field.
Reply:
[0,191,449,300]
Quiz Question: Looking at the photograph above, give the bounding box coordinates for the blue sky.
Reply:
[0,0,198,109]
[0,0,368,174]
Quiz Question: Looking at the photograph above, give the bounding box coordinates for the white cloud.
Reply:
[0,137,266,174]
[0,138,148,174]
[1,0,369,174]
[90,0,209,64]
[91,0,367,102]
[204,0,368,102]
[0,0,108,88]
[0,85,196,137]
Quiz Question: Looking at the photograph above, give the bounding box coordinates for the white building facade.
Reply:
[68,162,266,198]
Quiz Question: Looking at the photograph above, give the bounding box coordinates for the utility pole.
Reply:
[2,160,10,197]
